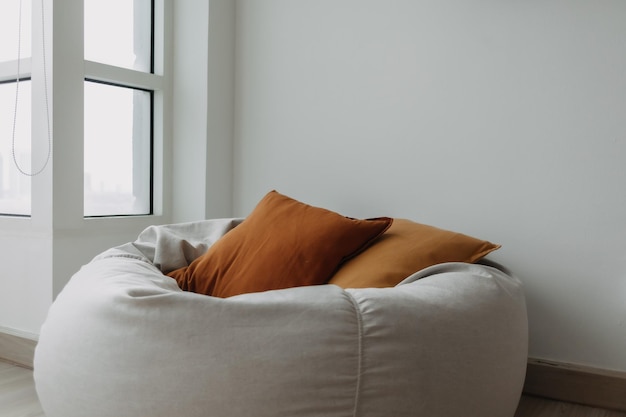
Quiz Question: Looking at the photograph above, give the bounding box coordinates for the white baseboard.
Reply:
[523,358,626,412]
[0,327,38,369]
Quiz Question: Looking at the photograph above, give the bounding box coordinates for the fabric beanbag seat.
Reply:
[34,218,528,417]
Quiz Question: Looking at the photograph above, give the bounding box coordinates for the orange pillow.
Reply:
[168,190,392,297]
[328,218,500,289]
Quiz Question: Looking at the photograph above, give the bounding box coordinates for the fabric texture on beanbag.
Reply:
[168,190,392,297]
[328,218,500,289]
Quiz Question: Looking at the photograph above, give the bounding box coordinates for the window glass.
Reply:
[84,81,151,217]
[0,0,32,63]
[0,80,31,216]
[84,0,152,72]
[1,1,33,216]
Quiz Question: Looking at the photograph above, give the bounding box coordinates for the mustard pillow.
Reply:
[168,190,392,297]
[328,218,500,289]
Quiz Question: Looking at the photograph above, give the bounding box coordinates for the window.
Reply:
[84,81,152,216]
[0,80,31,216]
[0,0,32,216]
[83,0,154,217]
[0,0,169,222]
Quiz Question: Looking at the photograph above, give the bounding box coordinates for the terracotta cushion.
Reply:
[168,190,392,297]
[328,218,500,288]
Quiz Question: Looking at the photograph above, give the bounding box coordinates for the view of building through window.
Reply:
[0,81,31,216]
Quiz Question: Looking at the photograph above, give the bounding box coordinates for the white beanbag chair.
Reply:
[34,218,528,417]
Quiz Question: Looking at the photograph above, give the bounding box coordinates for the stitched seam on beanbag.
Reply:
[345,291,363,417]
[95,253,149,264]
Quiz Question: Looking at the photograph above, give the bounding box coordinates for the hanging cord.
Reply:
[12,0,52,176]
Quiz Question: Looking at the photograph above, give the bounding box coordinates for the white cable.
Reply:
[12,0,52,177]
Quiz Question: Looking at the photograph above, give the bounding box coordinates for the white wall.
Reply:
[172,0,235,222]
[0,226,51,336]
[233,0,626,371]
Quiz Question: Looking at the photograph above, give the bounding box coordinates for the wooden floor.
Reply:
[515,395,626,417]
[1,359,625,417]
[0,361,44,417]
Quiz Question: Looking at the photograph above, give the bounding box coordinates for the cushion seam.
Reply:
[345,291,363,417]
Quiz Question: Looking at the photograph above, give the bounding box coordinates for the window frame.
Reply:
[0,0,172,232]
[81,0,170,224]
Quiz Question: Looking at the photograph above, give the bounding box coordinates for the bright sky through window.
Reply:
[84,0,151,72]
[0,0,32,62]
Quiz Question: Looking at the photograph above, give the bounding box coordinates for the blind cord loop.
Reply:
[12,0,52,177]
